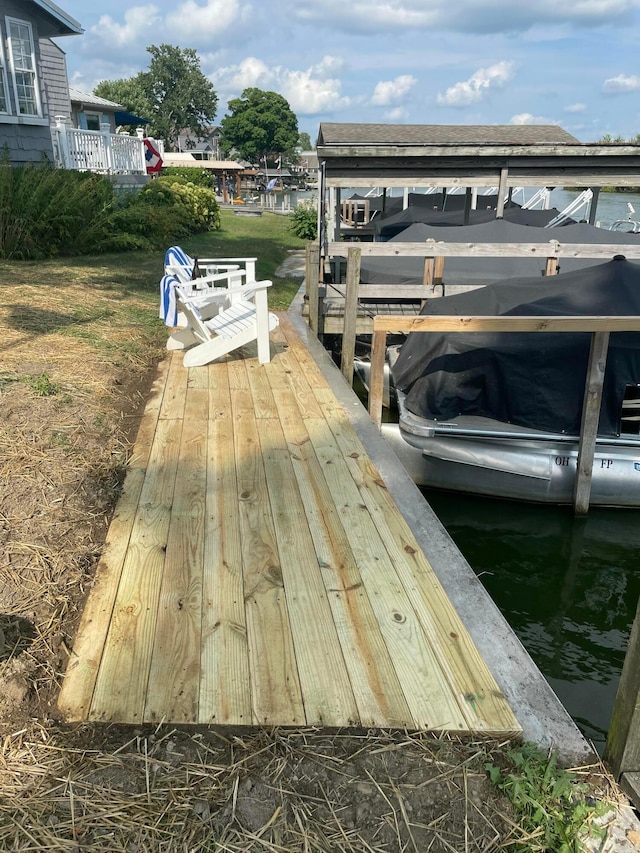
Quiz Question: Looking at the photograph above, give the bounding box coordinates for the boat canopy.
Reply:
[392,256,640,437]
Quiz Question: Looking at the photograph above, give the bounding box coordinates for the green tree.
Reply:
[220,88,298,164]
[298,131,312,150]
[94,77,151,124]
[94,45,217,149]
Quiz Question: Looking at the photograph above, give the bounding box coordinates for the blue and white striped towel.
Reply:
[159,274,179,326]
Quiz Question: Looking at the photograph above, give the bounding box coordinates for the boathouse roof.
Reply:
[317,123,580,146]
[316,122,640,190]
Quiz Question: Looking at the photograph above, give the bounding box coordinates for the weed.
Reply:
[486,742,607,851]
[24,373,61,397]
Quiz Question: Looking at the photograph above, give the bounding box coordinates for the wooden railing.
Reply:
[307,242,640,385]
[368,314,640,515]
[51,121,150,174]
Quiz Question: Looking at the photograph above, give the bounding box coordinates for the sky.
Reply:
[53,0,640,144]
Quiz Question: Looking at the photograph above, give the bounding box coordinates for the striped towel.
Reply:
[159,274,179,326]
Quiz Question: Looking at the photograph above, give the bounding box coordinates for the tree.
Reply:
[298,132,313,151]
[94,78,151,123]
[94,45,218,149]
[220,88,298,164]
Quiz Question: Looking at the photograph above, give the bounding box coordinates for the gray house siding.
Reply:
[40,38,71,123]
[0,1,80,164]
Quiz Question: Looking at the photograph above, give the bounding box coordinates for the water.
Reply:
[422,490,640,753]
[549,188,640,230]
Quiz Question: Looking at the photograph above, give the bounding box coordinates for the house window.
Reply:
[0,31,9,113]
[5,17,41,117]
[85,113,101,131]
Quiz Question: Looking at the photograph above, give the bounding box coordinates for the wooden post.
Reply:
[368,327,387,429]
[463,187,472,225]
[589,187,601,226]
[545,256,559,276]
[573,330,610,515]
[306,241,321,335]
[496,168,509,218]
[606,594,640,781]
[341,246,361,385]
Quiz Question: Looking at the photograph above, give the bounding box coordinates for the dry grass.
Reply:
[0,255,632,852]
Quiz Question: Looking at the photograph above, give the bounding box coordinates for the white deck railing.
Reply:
[51,120,157,175]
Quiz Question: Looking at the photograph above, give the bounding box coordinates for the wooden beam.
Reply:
[371,315,640,334]
[573,331,610,515]
[327,241,640,259]
[341,246,361,385]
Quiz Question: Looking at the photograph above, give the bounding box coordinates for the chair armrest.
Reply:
[221,279,272,297]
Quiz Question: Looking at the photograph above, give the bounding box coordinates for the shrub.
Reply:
[141,178,221,232]
[160,166,216,190]
[289,199,318,240]
[0,160,115,259]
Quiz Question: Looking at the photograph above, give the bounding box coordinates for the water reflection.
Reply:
[424,491,640,751]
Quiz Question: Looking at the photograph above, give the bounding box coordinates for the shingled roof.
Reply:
[317,123,580,146]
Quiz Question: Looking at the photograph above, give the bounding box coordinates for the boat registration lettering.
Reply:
[555,456,571,467]
[600,459,614,469]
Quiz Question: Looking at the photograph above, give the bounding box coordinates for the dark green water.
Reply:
[423,491,640,753]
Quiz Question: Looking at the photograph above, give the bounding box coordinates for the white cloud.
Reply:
[289,0,640,34]
[564,102,587,112]
[371,74,416,106]
[384,106,409,121]
[511,112,558,124]
[603,73,640,92]
[213,55,350,115]
[437,61,514,107]
[90,1,246,52]
[93,6,162,47]
[165,0,242,39]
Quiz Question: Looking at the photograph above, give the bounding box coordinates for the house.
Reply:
[0,0,82,165]
[175,125,222,159]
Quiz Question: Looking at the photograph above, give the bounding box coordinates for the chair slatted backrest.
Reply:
[174,284,213,343]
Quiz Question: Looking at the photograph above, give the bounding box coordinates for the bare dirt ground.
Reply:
[0,264,633,851]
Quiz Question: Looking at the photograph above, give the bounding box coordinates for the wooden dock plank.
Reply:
[230,361,305,725]
[57,358,170,721]
[199,362,252,725]
[307,412,467,730]
[144,384,208,724]
[258,413,360,726]
[270,382,413,728]
[89,414,183,723]
[316,386,520,735]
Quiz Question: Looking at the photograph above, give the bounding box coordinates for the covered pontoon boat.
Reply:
[389,256,640,506]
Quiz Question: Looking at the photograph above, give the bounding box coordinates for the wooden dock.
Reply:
[58,313,520,736]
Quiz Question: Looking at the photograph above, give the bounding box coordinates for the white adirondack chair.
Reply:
[167,279,278,366]
[164,246,257,289]
[160,271,246,327]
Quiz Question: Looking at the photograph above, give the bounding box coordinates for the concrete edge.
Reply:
[288,284,593,765]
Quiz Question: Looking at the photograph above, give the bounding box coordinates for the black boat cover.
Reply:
[359,219,640,289]
[392,256,640,436]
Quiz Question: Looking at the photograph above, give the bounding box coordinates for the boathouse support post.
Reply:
[341,246,361,385]
[306,241,321,335]
[369,326,387,428]
[464,188,472,225]
[573,330,610,515]
[496,168,509,218]
[605,593,640,784]
[588,187,601,226]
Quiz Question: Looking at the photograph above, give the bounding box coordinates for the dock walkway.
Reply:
[59,313,520,736]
